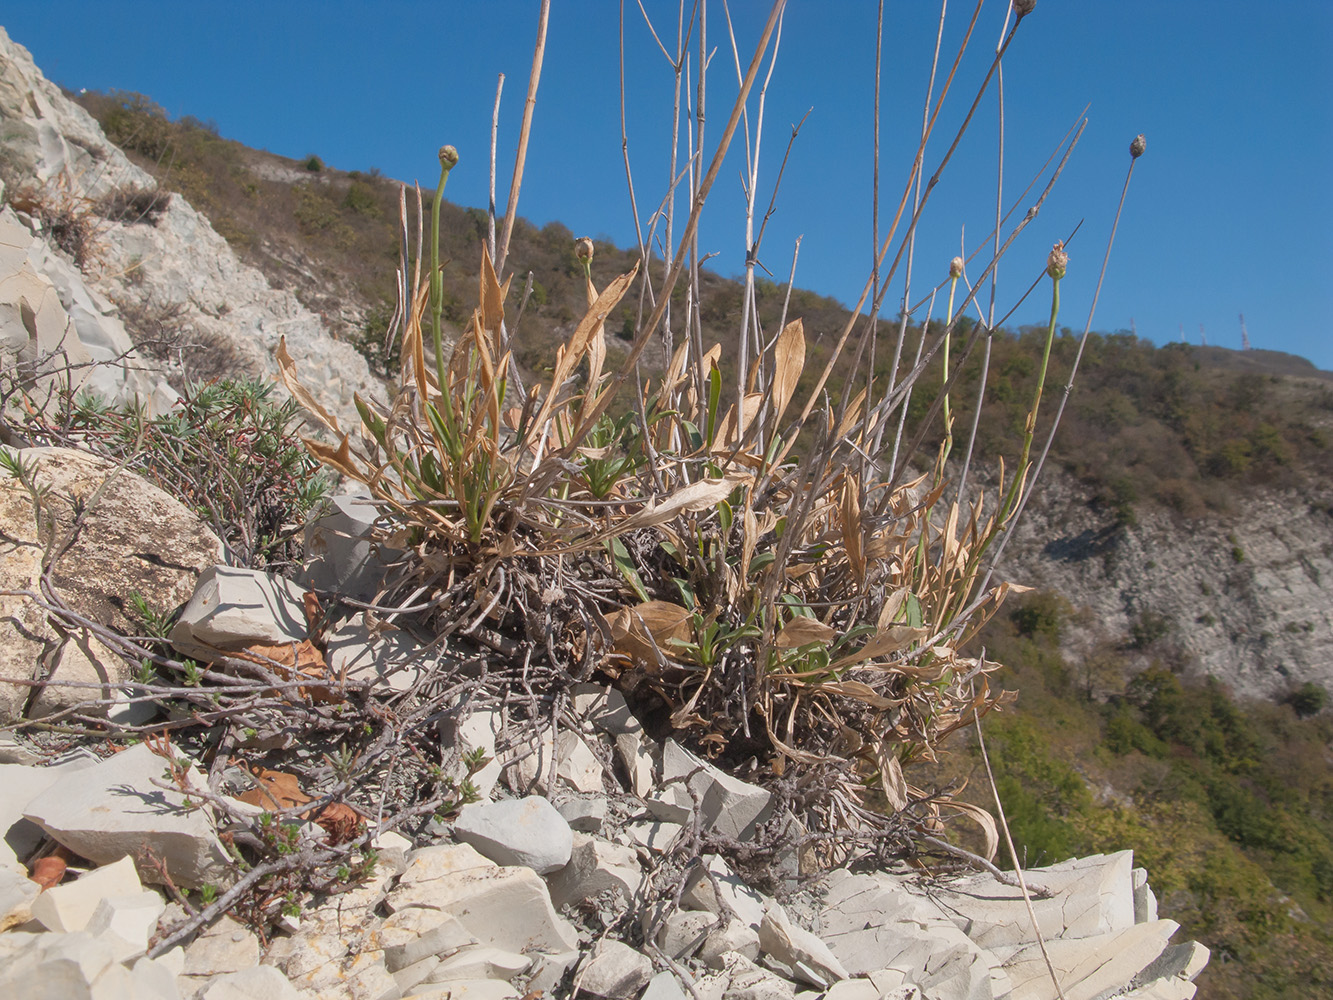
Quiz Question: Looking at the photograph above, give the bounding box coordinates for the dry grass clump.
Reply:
[278,0,1146,867]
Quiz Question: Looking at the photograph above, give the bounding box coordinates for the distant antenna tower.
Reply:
[1199,323,1207,347]
[1130,317,1138,337]
[1239,313,1251,351]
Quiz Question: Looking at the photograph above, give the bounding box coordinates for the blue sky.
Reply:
[7,2,1332,369]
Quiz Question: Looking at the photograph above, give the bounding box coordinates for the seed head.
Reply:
[1130,134,1147,159]
[1046,241,1068,281]
[438,145,459,169]
[949,256,964,280]
[575,237,595,264]
[1013,0,1036,19]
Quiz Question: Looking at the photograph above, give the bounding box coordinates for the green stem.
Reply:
[430,147,459,396]
[998,274,1060,528]
[940,275,959,471]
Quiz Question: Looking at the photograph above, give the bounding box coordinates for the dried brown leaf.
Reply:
[776,616,836,649]
[276,337,343,437]
[771,319,805,425]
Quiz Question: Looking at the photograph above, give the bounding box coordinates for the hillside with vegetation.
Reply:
[72,89,1333,999]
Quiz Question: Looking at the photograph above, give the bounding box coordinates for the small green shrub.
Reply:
[303,154,324,172]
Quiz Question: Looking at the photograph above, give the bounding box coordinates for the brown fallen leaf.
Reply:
[313,802,364,845]
[237,767,312,812]
[29,854,68,891]
[234,640,340,703]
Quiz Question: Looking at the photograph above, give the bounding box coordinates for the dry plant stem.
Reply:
[488,73,505,266]
[802,0,988,427]
[496,0,550,276]
[978,153,1142,592]
[879,119,1085,498]
[974,699,1068,1000]
[917,834,1050,898]
[877,0,948,473]
[726,0,785,406]
[955,52,1007,504]
[619,2,650,270]
[567,0,786,447]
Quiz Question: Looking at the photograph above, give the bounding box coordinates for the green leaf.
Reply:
[607,538,649,602]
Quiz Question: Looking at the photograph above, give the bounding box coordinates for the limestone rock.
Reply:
[301,494,400,601]
[183,915,262,978]
[927,851,1137,952]
[30,855,143,933]
[386,843,578,954]
[758,903,848,988]
[326,617,433,694]
[0,865,40,931]
[83,889,166,962]
[23,743,230,888]
[642,971,690,1000]
[196,965,302,1000]
[169,565,309,661]
[555,797,607,833]
[452,797,573,875]
[683,855,769,929]
[375,907,476,973]
[576,940,652,999]
[662,740,772,840]
[0,447,222,723]
[569,683,643,735]
[0,756,97,870]
[1003,919,1179,1000]
[545,833,644,909]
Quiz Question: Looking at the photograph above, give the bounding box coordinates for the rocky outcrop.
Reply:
[0,25,383,432]
[0,447,222,723]
[1001,469,1333,700]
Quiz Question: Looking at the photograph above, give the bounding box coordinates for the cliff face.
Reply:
[0,27,383,431]
[1000,468,1333,700]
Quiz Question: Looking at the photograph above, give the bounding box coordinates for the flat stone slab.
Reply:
[387,843,579,954]
[23,743,230,888]
[169,564,309,661]
[662,740,772,840]
[452,796,573,874]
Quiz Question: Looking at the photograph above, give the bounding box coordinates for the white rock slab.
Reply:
[376,907,477,972]
[555,796,607,833]
[615,732,655,797]
[0,757,96,871]
[569,683,643,735]
[759,903,849,988]
[168,564,309,661]
[301,493,401,601]
[698,917,761,966]
[556,731,606,793]
[326,618,432,694]
[453,796,573,874]
[577,940,653,999]
[662,740,772,840]
[402,980,519,1000]
[197,964,303,1000]
[642,970,690,1000]
[426,945,531,983]
[1003,919,1179,1000]
[23,743,230,888]
[545,832,644,909]
[441,704,503,798]
[929,851,1138,951]
[0,867,39,931]
[183,914,261,977]
[387,843,578,954]
[84,889,166,961]
[30,854,142,933]
[682,855,769,929]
